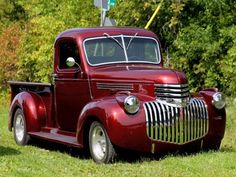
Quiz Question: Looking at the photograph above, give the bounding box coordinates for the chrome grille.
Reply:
[155,84,190,107]
[143,98,208,144]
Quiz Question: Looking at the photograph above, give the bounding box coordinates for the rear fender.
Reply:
[9,91,47,132]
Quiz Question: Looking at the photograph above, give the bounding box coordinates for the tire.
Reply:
[89,121,116,163]
[13,108,30,145]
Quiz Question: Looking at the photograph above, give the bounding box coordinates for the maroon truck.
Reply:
[8,27,226,163]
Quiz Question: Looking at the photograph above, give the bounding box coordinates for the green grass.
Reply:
[0,98,236,177]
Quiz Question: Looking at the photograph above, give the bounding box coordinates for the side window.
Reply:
[58,40,80,69]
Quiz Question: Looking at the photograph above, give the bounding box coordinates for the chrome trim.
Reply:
[156,92,189,98]
[154,84,190,107]
[155,84,189,88]
[90,124,107,160]
[124,95,140,114]
[83,35,161,67]
[88,78,94,99]
[212,92,226,109]
[15,114,25,142]
[156,87,189,93]
[143,98,209,144]
[96,83,134,91]
[121,34,129,62]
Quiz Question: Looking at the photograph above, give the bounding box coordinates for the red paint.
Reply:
[8,27,226,155]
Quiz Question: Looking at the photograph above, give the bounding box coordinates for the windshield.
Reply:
[84,35,161,66]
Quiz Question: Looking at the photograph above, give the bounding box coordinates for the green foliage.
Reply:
[219,26,236,94]
[0,0,27,24]
[110,0,186,48]
[1,0,236,95]
[110,0,236,95]
[16,0,99,82]
[16,16,67,82]
[0,24,22,89]
[168,0,236,93]
[0,0,99,85]
[171,24,224,91]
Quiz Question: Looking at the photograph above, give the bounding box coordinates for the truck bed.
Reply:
[8,81,54,127]
[8,81,52,101]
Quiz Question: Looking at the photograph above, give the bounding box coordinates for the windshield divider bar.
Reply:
[121,35,128,63]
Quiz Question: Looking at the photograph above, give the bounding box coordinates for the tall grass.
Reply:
[0,96,235,177]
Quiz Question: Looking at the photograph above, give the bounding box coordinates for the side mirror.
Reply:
[66,57,76,67]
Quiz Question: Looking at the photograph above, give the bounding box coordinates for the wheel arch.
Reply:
[80,115,101,150]
[8,104,21,131]
[76,98,117,148]
[9,91,47,132]
[76,93,152,149]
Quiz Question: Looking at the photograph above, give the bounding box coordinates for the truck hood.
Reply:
[89,65,187,84]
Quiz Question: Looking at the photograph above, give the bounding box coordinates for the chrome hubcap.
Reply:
[15,114,24,142]
[91,125,107,160]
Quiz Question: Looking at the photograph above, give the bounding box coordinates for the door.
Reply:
[54,39,91,132]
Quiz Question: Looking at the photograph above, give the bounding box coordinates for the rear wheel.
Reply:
[13,108,30,145]
[89,121,116,163]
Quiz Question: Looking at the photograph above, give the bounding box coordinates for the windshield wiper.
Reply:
[126,32,138,50]
[103,33,123,49]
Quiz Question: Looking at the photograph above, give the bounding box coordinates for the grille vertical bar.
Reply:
[144,98,209,144]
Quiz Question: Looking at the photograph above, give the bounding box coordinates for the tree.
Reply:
[1,0,236,96]
[0,0,26,90]
[170,0,236,93]
[0,24,22,90]
[0,0,27,28]
[16,0,100,82]
[110,0,236,95]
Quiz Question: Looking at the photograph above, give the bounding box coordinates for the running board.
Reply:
[29,129,82,148]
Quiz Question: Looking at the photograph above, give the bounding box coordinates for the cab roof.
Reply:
[56,27,158,41]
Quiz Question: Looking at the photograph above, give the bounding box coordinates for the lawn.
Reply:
[0,97,235,177]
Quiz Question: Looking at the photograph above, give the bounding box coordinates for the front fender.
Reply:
[9,91,47,132]
[199,89,226,144]
[77,93,154,150]
[76,97,120,146]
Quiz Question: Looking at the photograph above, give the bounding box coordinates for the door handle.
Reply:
[52,73,58,78]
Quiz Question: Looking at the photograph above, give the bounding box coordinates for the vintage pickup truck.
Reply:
[8,27,226,163]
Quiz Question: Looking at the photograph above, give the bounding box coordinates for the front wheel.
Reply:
[13,108,30,145]
[89,121,116,163]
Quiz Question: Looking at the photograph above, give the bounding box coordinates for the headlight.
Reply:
[212,92,226,109]
[124,96,140,114]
